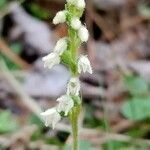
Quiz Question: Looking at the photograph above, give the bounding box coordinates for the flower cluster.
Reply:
[41,0,92,129]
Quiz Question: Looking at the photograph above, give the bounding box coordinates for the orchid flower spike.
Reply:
[40,108,61,129]
[78,25,89,42]
[42,52,60,69]
[53,10,67,25]
[67,77,80,96]
[78,55,92,74]
[54,37,68,55]
[57,95,74,116]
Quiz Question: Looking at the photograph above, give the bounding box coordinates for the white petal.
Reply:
[52,112,61,129]
[53,10,67,25]
[78,25,89,42]
[76,0,85,9]
[57,95,74,116]
[42,53,60,69]
[67,77,80,96]
[71,17,81,30]
[41,108,56,116]
[41,108,61,129]
[54,37,67,55]
[78,55,92,74]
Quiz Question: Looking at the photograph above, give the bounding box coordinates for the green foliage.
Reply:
[84,104,101,128]
[0,110,18,133]
[122,75,150,121]
[103,140,127,150]
[124,76,148,96]
[0,0,7,8]
[138,5,150,17]
[103,140,150,150]
[121,97,150,121]
[126,124,150,138]
[10,43,22,54]
[26,3,50,19]
[45,137,63,146]
[0,42,22,70]
[28,113,43,128]
[64,140,96,150]
[119,146,150,150]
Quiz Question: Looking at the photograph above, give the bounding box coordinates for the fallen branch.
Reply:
[0,38,31,69]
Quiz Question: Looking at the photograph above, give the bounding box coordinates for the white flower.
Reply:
[67,77,80,96]
[78,25,89,42]
[78,55,92,74]
[41,108,61,129]
[54,38,67,55]
[42,52,60,69]
[53,10,67,25]
[76,0,85,9]
[57,95,74,116]
[71,17,81,30]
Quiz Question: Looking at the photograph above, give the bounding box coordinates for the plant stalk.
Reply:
[70,107,79,150]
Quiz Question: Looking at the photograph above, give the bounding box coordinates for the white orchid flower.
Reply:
[67,77,80,96]
[78,25,89,42]
[41,108,61,129]
[57,95,74,116]
[53,10,67,24]
[71,17,82,30]
[54,37,68,55]
[42,52,60,69]
[78,55,92,74]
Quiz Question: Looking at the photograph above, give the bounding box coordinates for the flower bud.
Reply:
[42,53,60,69]
[41,108,61,129]
[78,55,92,74]
[54,38,67,55]
[71,17,82,30]
[57,95,74,116]
[67,77,80,96]
[76,0,85,9]
[53,10,67,25]
[78,25,89,42]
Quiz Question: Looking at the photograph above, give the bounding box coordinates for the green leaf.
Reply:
[64,140,96,150]
[27,3,50,19]
[119,147,137,150]
[138,5,150,17]
[10,43,22,54]
[124,76,148,95]
[28,113,43,128]
[84,104,101,128]
[0,110,18,133]
[0,0,7,8]
[103,140,126,150]
[121,97,150,121]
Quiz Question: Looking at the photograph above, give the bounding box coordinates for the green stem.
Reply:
[72,114,78,150]
[70,107,80,150]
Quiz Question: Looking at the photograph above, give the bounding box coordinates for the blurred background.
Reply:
[0,0,150,149]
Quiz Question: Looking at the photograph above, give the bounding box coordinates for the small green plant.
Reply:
[0,110,18,133]
[122,75,150,121]
[40,0,92,150]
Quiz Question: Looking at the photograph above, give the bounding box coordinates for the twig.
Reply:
[0,38,31,69]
